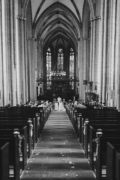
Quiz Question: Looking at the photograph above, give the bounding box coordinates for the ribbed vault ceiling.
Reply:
[30,0,85,48]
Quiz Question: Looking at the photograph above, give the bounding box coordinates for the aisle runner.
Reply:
[21,111,96,180]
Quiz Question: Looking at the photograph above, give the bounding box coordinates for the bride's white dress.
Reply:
[58,102,65,111]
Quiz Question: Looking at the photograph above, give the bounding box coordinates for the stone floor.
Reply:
[20,111,96,180]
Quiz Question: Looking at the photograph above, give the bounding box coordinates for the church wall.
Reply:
[81,0,120,110]
[0,0,17,106]
[0,0,36,105]
[94,0,120,109]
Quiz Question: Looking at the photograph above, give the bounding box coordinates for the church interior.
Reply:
[0,0,120,180]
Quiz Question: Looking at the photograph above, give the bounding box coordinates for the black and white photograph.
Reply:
[0,0,119,180]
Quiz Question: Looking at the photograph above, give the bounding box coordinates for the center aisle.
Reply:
[21,110,96,180]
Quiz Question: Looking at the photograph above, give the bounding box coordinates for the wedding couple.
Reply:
[54,97,65,111]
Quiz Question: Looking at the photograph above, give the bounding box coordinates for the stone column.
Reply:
[31,38,38,100]
[37,40,43,78]
[77,38,84,100]
[101,0,108,105]
[36,39,43,98]
[1,0,10,105]
[19,16,26,104]
[10,0,17,106]
[27,38,32,101]
[114,0,120,109]
[106,0,116,106]
[82,38,89,101]
[0,0,3,106]
[15,0,21,105]
[77,39,81,98]
[89,20,94,81]
[91,21,96,82]
[109,0,116,107]
[94,0,104,102]
[24,19,29,103]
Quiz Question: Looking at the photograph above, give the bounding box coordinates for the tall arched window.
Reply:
[57,48,64,71]
[46,48,51,89]
[69,48,74,77]
[69,48,75,89]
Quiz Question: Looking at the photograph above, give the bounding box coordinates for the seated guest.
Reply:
[74,100,78,107]
[77,100,87,109]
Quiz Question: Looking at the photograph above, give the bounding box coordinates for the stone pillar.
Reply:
[15,0,21,105]
[82,38,88,101]
[36,39,44,98]
[1,0,10,105]
[32,39,38,100]
[24,20,29,103]
[106,0,116,106]
[10,0,18,106]
[19,16,26,104]
[89,20,94,81]
[114,0,120,110]
[0,0,3,106]
[101,0,108,105]
[91,21,96,82]
[109,0,116,106]
[27,38,32,101]
[37,40,43,78]
[94,0,104,102]
[78,38,84,100]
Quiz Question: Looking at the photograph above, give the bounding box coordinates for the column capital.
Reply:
[80,37,90,41]
[90,16,101,22]
[17,15,26,21]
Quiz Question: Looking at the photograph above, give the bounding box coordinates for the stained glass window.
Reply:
[57,48,64,71]
[46,48,51,89]
[69,48,75,89]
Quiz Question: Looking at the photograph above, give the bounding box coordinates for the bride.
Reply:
[57,97,66,111]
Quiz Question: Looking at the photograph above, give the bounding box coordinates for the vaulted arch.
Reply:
[33,2,82,42]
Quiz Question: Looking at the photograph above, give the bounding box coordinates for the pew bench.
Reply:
[107,141,120,180]
[80,120,120,158]
[0,125,27,170]
[0,130,20,180]
[73,107,120,141]
[89,126,120,180]
[0,141,9,180]
[0,119,33,158]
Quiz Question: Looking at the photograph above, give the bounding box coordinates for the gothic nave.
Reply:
[0,1,120,180]
[20,111,96,180]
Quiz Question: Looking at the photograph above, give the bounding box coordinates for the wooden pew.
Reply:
[0,105,51,180]
[0,129,20,180]
[89,126,120,180]
[0,119,32,159]
[106,141,120,180]
[0,141,9,180]
[73,107,119,142]
[115,148,120,180]
[78,109,120,152]
[0,125,27,168]
[73,106,120,180]
[0,105,41,154]
[80,119,120,158]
